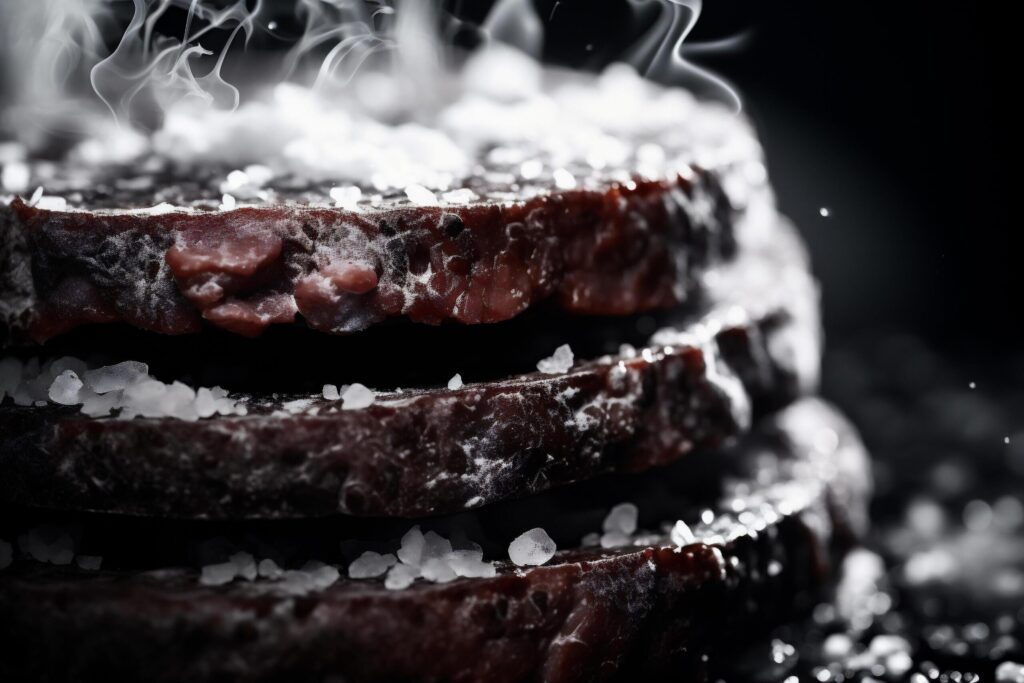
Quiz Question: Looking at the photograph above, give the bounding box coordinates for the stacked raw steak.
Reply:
[0,49,870,682]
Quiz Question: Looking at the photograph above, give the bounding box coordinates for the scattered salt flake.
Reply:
[447,373,464,390]
[18,526,74,565]
[28,186,43,205]
[822,633,854,659]
[599,531,632,549]
[257,558,283,579]
[602,502,638,535]
[229,552,258,581]
[581,532,601,547]
[2,161,30,192]
[341,383,375,410]
[670,520,696,547]
[819,207,831,217]
[537,344,574,374]
[199,561,237,586]
[441,188,477,204]
[36,195,67,211]
[144,202,178,215]
[422,531,453,561]
[48,370,83,405]
[385,562,419,590]
[508,528,556,566]
[0,539,11,570]
[76,555,103,571]
[330,185,362,208]
[398,526,426,567]
[304,561,340,589]
[445,550,496,578]
[996,661,1024,683]
[82,361,149,394]
[348,551,397,579]
[767,559,783,576]
[219,193,236,210]
[322,384,340,401]
[421,557,457,583]
[552,168,577,189]
[404,184,437,205]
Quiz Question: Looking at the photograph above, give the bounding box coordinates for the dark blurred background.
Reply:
[530,0,1018,352]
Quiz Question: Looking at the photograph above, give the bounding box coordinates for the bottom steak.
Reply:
[0,400,870,683]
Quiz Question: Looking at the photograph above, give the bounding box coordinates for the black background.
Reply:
[531,0,1018,351]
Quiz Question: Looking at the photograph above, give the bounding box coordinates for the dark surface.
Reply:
[533,0,1018,349]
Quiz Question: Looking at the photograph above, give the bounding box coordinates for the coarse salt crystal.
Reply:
[441,188,477,204]
[82,361,148,394]
[330,185,362,208]
[398,526,426,567]
[421,557,457,583]
[1,161,30,193]
[670,520,696,547]
[508,528,556,566]
[445,550,496,578]
[447,373,463,390]
[199,561,238,586]
[36,195,67,211]
[537,344,574,374]
[385,562,419,590]
[18,526,74,565]
[48,370,84,405]
[322,384,340,401]
[404,184,437,205]
[76,555,103,571]
[258,558,284,579]
[348,551,397,579]
[341,383,375,410]
[552,168,577,189]
[230,552,258,581]
[144,202,178,215]
[219,193,236,210]
[602,502,638,535]
[996,661,1024,683]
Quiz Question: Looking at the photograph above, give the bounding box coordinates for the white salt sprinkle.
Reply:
[441,188,477,204]
[404,184,437,205]
[48,370,83,405]
[330,185,362,209]
[537,344,574,374]
[421,557,457,583]
[445,549,496,578]
[18,527,74,565]
[341,383,375,410]
[82,361,149,393]
[322,384,340,401]
[602,503,638,535]
[385,562,419,590]
[1,161,30,193]
[670,520,697,547]
[447,373,464,390]
[76,555,103,571]
[348,551,397,579]
[219,193,236,211]
[257,558,284,579]
[508,528,556,566]
[397,526,426,567]
[199,561,238,586]
[996,661,1024,683]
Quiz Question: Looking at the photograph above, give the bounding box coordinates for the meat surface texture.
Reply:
[0,400,871,683]
[0,217,819,518]
[0,170,733,345]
